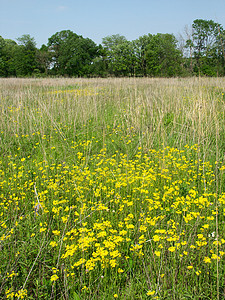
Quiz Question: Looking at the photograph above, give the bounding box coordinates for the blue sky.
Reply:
[1,0,225,47]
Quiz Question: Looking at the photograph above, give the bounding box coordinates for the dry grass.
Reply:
[1,77,224,160]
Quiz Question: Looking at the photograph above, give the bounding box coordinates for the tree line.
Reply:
[0,19,225,78]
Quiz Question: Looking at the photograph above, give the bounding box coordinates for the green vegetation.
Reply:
[0,19,225,77]
[1,77,225,299]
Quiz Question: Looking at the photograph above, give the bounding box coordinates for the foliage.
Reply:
[133,34,152,76]
[47,30,99,76]
[146,34,182,77]
[36,44,52,75]
[102,34,135,76]
[0,37,18,77]
[0,18,225,77]
[185,19,225,76]
[14,34,38,76]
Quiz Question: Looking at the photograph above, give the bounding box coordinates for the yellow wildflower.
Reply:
[50,274,59,282]
[147,290,156,296]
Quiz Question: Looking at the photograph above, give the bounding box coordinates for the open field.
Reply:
[1,77,225,299]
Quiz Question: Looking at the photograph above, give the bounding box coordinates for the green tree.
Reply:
[0,37,18,77]
[36,44,52,75]
[133,34,152,76]
[0,36,6,76]
[102,34,136,76]
[146,33,182,77]
[102,34,127,52]
[14,34,38,76]
[90,45,108,77]
[189,19,225,76]
[47,30,99,76]
[3,39,18,76]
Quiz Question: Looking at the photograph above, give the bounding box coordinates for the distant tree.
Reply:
[111,41,136,76]
[133,34,152,76]
[146,33,182,77]
[36,44,52,75]
[0,37,18,77]
[47,30,99,76]
[3,39,18,76]
[102,34,127,75]
[90,44,108,77]
[192,20,220,56]
[0,36,6,76]
[14,34,38,76]
[102,34,127,52]
[102,34,136,76]
[187,19,225,76]
[17,34,36,48]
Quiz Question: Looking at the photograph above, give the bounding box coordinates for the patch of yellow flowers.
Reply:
[1,140,225,298]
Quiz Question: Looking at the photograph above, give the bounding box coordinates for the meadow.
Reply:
[0,77,225,299]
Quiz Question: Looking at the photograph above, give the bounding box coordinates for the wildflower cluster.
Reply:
[1,138,225,298]
[1,78,225,298]
[47,87,101,97]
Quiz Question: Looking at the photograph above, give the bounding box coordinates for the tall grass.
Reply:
[0,77,225,299]
[1,77,225,160]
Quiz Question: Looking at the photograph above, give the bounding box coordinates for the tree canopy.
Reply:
[47,30,99,76]
[0,19,225,77]
[185,19,225,76]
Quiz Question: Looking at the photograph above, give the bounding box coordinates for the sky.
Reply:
[1,0,225,48]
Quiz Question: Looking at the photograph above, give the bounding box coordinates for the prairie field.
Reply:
[1,77,225,299]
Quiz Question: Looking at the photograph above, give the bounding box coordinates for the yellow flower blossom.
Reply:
[50,274,59,282]
[52,230,60,236]
[147,290,156,296]
[168,246,176,252]
[203,257,211,264]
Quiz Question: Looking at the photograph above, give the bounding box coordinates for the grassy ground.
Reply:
[1,77,225,299]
